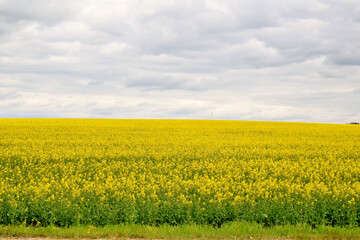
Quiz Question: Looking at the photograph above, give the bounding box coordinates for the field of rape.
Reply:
[0,119,359,227]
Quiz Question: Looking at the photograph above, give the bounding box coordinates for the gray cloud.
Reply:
[0,0,359,123]
[0,0,77,25]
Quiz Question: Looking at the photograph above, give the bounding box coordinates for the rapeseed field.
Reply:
[0,119,359,227]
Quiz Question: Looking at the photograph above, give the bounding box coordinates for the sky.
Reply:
[0,0,359,123]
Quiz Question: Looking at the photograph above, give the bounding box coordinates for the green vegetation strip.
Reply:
[1,222,360,239]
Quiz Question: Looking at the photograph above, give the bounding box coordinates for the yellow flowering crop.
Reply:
[0,119,359,226]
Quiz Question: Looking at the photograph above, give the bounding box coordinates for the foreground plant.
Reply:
[0,119,359,227]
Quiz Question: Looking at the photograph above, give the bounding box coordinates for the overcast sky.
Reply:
[1,0,359,123]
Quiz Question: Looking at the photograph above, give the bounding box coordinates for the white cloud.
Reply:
[0,0,359,123]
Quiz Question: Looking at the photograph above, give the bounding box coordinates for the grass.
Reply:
[1,222,360,239]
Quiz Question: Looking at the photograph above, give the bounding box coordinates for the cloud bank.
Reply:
[1,0,359,123]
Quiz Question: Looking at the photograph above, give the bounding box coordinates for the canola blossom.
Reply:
[0,119,359,227]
